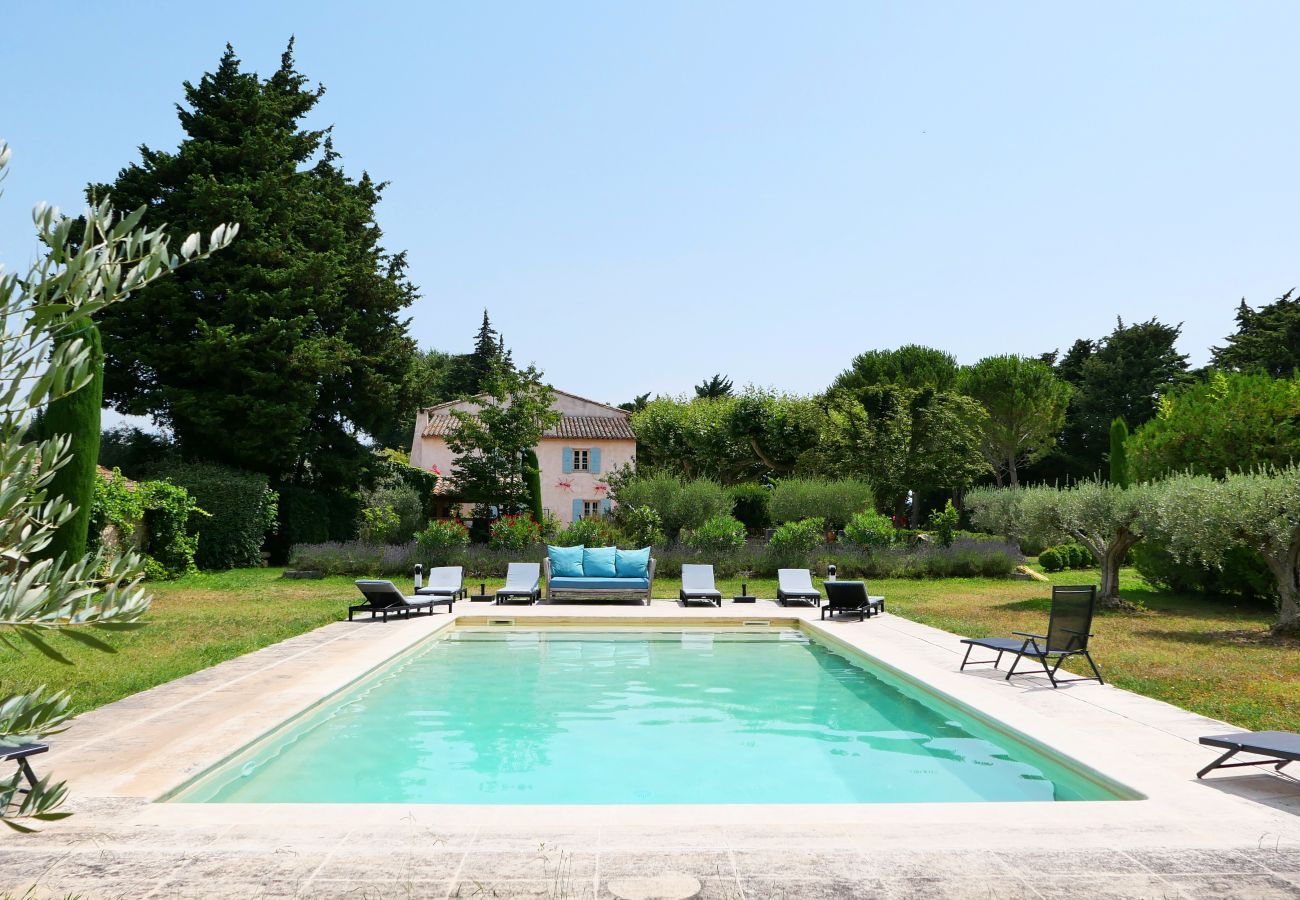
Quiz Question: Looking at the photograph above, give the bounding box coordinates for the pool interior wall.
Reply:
[168,623,1140,805]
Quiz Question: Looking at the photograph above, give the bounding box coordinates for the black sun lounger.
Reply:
[350,580,449,622]
[821,581,884,621]
[958,585,1104,688]
[1197,731,1300,780]
[1,742,48,796]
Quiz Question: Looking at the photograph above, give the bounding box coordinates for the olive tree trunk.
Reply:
[1073,526,1140,609]
[1264,541,1300,636]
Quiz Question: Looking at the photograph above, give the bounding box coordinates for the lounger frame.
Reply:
[820,580,884,621]
[679,564,723,607]
[350,581,450,622]
[1197,731,1300,780]
[959,585,1104,688]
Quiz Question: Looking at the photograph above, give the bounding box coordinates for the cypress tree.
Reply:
[40,323,104,561]
[88,41,416,493]
[1109,417,1131,488]
[522,448,544,526]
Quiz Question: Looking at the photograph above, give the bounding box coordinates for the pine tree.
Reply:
[87,41,416,492]
[1211,289,1300,377]
[445,310,512,397]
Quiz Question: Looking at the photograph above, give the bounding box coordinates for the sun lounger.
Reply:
[777,569,821,607]
[680,564,723,607]
[821,581,884,621]
[414,565,466,601]
[1,742,48,796]
[1197,731,1300,780]
[496,562,541,605]
[350,580,449,621]
[958,584,1104,687]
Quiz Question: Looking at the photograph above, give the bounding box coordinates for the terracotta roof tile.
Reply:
[422,413,634,441]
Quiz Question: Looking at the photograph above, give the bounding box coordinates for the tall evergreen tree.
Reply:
[1211,289,1300,377]
[444,310,511,397]
[1108,417,1130,488]
[694,374,734,399]
[87,41,416,492]
[1036,319,1189,481]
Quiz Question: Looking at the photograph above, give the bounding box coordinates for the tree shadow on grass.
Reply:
[1131,627,1300,649]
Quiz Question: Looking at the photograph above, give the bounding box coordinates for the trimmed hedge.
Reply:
[149,461,278,570]
[769,479,872,530]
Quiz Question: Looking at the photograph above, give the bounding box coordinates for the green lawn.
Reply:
[4,567,1296,731]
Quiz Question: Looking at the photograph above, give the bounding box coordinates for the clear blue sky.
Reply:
[3,1,1297,409]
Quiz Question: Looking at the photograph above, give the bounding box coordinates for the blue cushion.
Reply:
[583,546,617,578]
[615,546,651,578]
[549,576,651,590]
[547,545,585,578]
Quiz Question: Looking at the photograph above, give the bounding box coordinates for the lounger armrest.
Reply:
[1012,631,1046,640]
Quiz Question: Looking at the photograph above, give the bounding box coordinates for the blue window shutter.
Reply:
[562,447,573,474]
[600,498,612,516]
[572,499,584,522]
[590,447,601,474]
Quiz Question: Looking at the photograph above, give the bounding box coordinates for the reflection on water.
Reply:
[181,629,1124,804]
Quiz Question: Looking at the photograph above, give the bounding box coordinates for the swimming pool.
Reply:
[171,626,1136,804]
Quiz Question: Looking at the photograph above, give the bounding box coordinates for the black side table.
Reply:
[733,582,757,603]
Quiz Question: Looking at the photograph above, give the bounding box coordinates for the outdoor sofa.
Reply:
[350,580,450,621]
[543,545,655,604]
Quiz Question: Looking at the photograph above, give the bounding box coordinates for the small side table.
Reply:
[733,582,757,603]
[470,581,494,602]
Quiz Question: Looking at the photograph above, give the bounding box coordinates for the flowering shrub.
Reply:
[684,515,746,555]
[415,519,470,562]
[843,510,895,549]
[489,514,542,552]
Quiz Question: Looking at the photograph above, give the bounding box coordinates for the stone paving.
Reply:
[0,597,1297,899]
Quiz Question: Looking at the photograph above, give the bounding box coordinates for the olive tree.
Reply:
[0,141,234,829]
[969,480,1156,607]
[1153,467,1300,635]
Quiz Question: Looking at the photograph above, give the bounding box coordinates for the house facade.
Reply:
[410,389,637,525]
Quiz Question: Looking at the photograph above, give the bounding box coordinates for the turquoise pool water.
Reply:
[173,627,1134,804]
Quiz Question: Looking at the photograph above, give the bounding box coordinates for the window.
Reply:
[572,448,590,472]
[582,500,601,519]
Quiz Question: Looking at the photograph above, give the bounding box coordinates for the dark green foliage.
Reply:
[98,425,175,479]
[553,517,618,548]
[727,482,771,532]
[769,479,873,530]
[683,515,747,555]
[1133,539,1272,601]
[89,470,204,579]
[617,392,651,413]
[149,461,278,569]
[694,373,734,399]
[767,518,826,566]
[1108,417,1131,487]
[1041,318,1189,480]
[1038,547,1064,572]
[1211,289,1300,377]
[843,510,895,549]
[90,42,416,496]
[273,485,330,556]
[375,349,456,451]
[488,515,541,552]
[613,505,666,548]
[444,310,512,398]
[1129,372,1300,480]
[41,323,103,562]
[927,499,960,548]
[414,519,470,563]
[832,345,959,392]
[522,449,544,525]
[608,473,734,538]
[959,355,1071,486]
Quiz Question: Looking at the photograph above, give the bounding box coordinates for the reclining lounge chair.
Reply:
[350,580,449,622]
[496,562,542,605]
[415,565,467,602]
[821,580,884,621]
[1197,731,1300,780]
[2,742,48,801]
[958,584,1104,687]
[680,564,723,607]
[777,568,821,607]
